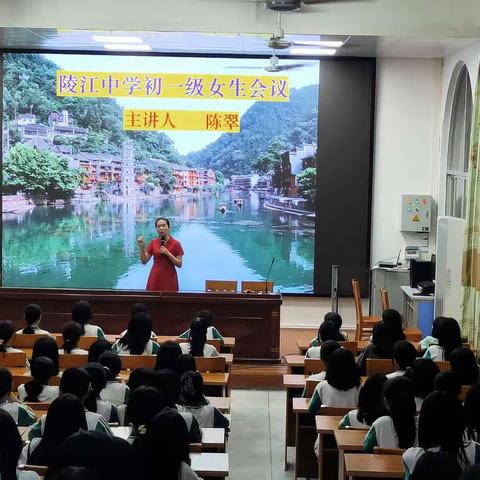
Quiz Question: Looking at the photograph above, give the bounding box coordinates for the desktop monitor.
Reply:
[410,259,434,288]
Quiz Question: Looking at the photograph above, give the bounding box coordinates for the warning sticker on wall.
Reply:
[412,214,420,222]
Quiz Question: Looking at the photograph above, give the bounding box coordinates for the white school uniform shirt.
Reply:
[415,397,424,412]
[308,381,360,413]
[0,400,36,427]
[19,437,41,465]
[100,381,130,406]
[82,323,105,338]
[96,398,118,423]
[4,472,40,480]
[179,343,219,357]
[178,326,223,341]
[2,345,24,354]
[17,384,59,403]
[177,404,229,429]
[58,348,88,355]
[305,346,321,359]
[112,339,160,355]
[117,404,127,426]
[179,462,202,480]
[339,409,370,430]
[16,325,49,335]
[423,345,445,361]
[386,370,407,380]
[364,415,419,453]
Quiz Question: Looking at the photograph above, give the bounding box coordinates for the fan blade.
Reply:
[277,63,312,70]
[303,0,370,3]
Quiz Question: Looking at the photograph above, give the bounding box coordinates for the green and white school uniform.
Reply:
[363,415,418,453]
[419,335,438,350]
[96,398,119,423]
[301,372,326,397]
[82,323,105,339]
[16,325,49,335]
[339,409,370,430]
[112,339,160,355]
[119,329,157,339]
[423,345,445,361]
[179,462,202,480]
[58,348,88,355]
[0,400,36,427]
[415,397,423,412]
[386,370,407,380]
[308,381,360,413]
[29,409,113,440]
[117,404,126,426]
[178,326,223,341]
[166,407,202,443]
[179,343,219,357]
[19,437,41,465]
[100,381,130,406]
[8,471,39,480]
[305,346,321,359]
[17,384,59,403]
[177,404,230,429]
[403,442,480,480]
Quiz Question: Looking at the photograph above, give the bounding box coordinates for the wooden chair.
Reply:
[24,402,50,412]
[18,465,48,476]
[460,385,471,402]
[205,280,237,293]
[366,358,396,376]
[373,447,405,455]
[194,357,226,373]
[0,351,27,367]
[55,335,98,349]
[380,288,390,311]
[241,281,273,293]
[338,341,358,355]
[59,354,88,369]
[352,279,380,341]
[305,378,321,397]
[304,358,326,375]
[12,334,51,348]
[436,360,451,372]
[119,355,156,370]
[318,405,351,416]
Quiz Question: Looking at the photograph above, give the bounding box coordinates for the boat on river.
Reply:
[263,196,315,218]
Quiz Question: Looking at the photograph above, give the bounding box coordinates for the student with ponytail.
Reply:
[31,337,59,375]
[58,322,87,355]
[423,317,462,361]
[179,318,218,357]
[16,304,49,335]
[387,340,417,379]
[113,312,160,355]
[0,320,22,353]
[99,351,130,407]
[18,357,59,403]
[72,300,105,339]
[84,363,118,423]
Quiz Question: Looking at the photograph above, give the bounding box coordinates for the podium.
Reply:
[370,266,410,316]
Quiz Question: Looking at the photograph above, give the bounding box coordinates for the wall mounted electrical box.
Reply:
[401,195,432,232]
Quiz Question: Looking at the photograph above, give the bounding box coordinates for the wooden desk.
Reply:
[316,416,342,480]
[344,453,404,478]
[207,396,231,413]
[293,397,317,480]
[286,355,308,374]
[334,429,367,480]
[190,452,229,478]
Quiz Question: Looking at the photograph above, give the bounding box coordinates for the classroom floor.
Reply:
[228,389,294,480]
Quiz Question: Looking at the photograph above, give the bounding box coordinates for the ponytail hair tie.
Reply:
[138,425,147,435]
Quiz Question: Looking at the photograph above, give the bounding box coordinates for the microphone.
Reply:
[160,235,166,247]
[265,257,275,293]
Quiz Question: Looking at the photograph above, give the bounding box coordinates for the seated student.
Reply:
[20,394,87,466]
[177,309,224,341]
[113,312,160,355]
[450,346,479,386]
[155,340,182,371]
[363,376,417,452]
[339,373,387,429]
[129,409,202,480]
[420,316,445,350]
[306,322,345,358]
[72,300,105,339]
[178,318,219,357]
[29,367,113,439]
[16,304,49,335]
[387,340,417,379]
[423,317,462,361]
[407,358,440,411]
[84,363,118,423]
[31,336,59,375]
[87,339,112,363]
[178,371,230,429]
[403,391,480,477]
[0,368,36,427]
[464,383,480,443]
[434,371,462,398]
[409,451,462,480]
[357,322,397,376]
[119,303,157,339]
[381,309,406,342]
[58,322,88,355]
[308,349,361,413]
[0,409,40,480]
[308,312,347,349]
[99,351,130,407]
[18,356,59,403]
[0,320,23,353]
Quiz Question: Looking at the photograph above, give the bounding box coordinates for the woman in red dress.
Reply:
[137,217,184,292]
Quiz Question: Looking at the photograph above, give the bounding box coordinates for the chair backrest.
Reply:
[435,360,451,372]
[205,280,237,293]
[373,447,405,455]
[366,358,396,376]
[339,341,358,355]
[0,351,27,367]
[460,384,471,402]
[119,355,156,370]
[352,279,364,341]
[194,356,226,372]
[380,288,390,311]
[25,402,50,411]
[318,405,351,416]
[304,358,326,375]
[55,335,98,349]
[241,281,273,293]
[305,378,321,397]
[189,443,202,453]
[12,334,51,348]
[59,354,88,369]
[18,465,48,475]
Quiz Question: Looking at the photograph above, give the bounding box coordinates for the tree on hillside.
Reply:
[253,138,286,174]
[150,164,176,193]
[297,167,316,205]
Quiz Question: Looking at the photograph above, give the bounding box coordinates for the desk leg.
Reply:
[284,392,289,470]
[402,292,409,327]
[318,433,324,480]
[338,448,345,480]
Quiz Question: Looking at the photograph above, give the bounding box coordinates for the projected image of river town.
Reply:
[1,53,319,293]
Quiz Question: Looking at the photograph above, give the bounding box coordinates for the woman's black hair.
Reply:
[129,410,190,480]
[324,312,343,330]
[0,320,15,352]
[154,217,170,228]
[188,318,208,357]
[179,371,204,406]
[319,320,345,343]
[23,304,42,334]
[407,358,440,399]
[437,317,462,361]
[127,368,156,393]
[411,451,462,480]
[155,340,182,370]
[118,312,152,355]
[434,371,462,398]
[0,367,12,397]
[72,300,93,328]
[84,363,108,413]
[356,373,388,425]
[62,322,83,354]
[383,376,417,449]
[450,347,479,385]
[87,339,112,363]
[60,367,90,401]
[431,316,446,339]
[418,391,467,465]
[28,394,87,466]
[392,340,417,371]
[381,309,406,342]
[25,356,55,402]
[0,409,23,480]
[32,336,59,375]
[196,309,214,327]
[464,383,480,442]
[98,351,122,380]
[371,322,396,358]
[47,466,100,480]
[131,303,148,316]
[153,369,181,407]
[125,386,167,429]
[175,354,197,377]
[319,340,341,364]
[325,349,361,391]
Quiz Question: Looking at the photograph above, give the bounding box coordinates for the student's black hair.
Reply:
[319,340,341,364]
[356,373,388,425]
[127,368,156,393]
[131,303,148,316]
[196,309,214,327]
[325,349,361,391]
[84,363,108,413]
[431,316,446,339]
[61,322,83,354]
[98,351,122,380]
[0,367,12,397]
[371,322,396,358]
[87,339,111,363]
[464,383,480,442]
[188,318,208,357]
[155,340,182,370]
[71,300,93,328]
[24,356,55,402]
[0,409,23,480]
[125,386,167,429]
[47,466,100,480]
[406,358,440,399]
[392,340,417,371]
[23,303,42,334]
[0,320,15,353]
[418,391,467,465]
[411,451,462,480]
[450,346,479,385]
[153,369,181,407]
[381,309,406,341]
[129,409,190,480]
[118,312,152,355]
[324,312,343,331]
[383,376,417,448]
[60,367,90,401]
[436,317,462,361]
[319,320,345,343]
[154,217,170,228]
[179,371,204,406]
[28,393,87,466]
[434,371,462,398]
[32,336,59,375]
[175,354,197,377]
